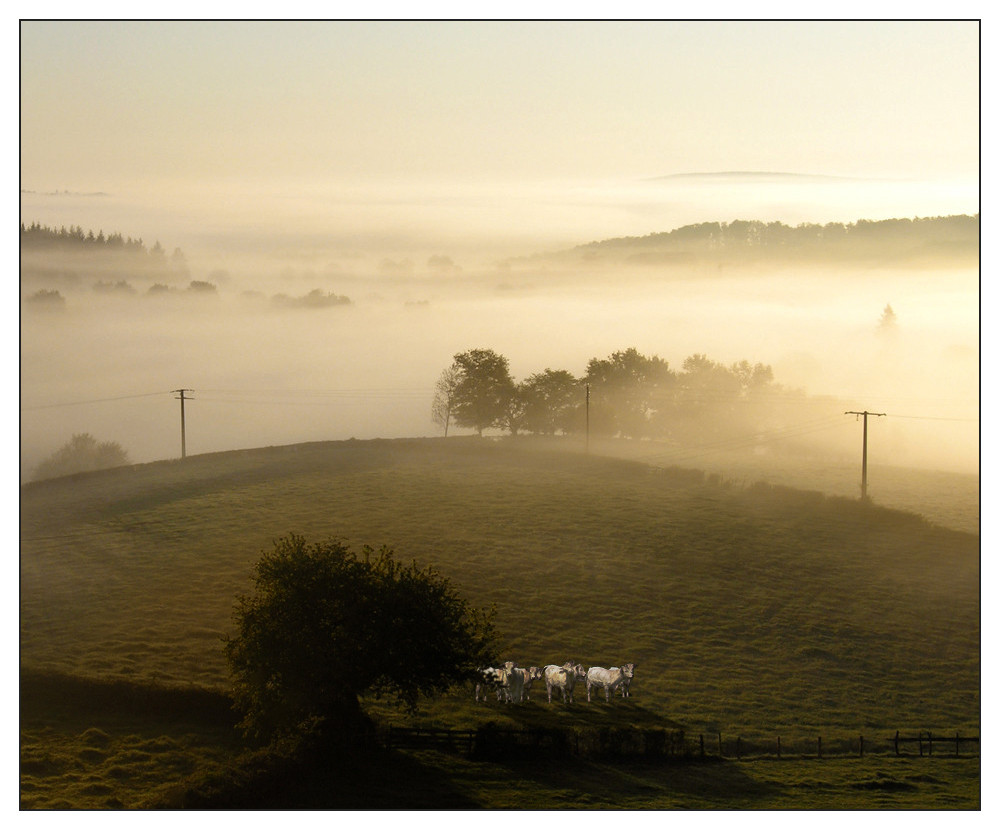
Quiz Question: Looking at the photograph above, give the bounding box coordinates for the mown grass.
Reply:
[20,436,979,808]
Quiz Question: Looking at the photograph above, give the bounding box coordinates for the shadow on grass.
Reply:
[20,670,236,728]
[159,746,486,809]
[483,755,783,809]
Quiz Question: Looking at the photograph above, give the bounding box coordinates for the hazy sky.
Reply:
[21,20,979,192]
[16,17,983,480]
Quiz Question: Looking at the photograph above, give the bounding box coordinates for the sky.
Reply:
[17,18,983,267]
[20,19,979,189]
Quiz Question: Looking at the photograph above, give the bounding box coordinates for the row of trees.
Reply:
[432,347,780,443]
[559,214,979,265]
[20,221,183,261]
[21,222,192,288]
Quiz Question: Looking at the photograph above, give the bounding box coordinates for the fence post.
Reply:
[699,734,705,758]
[918,733,924,756]
[956,732,960,757]
[894,730,900,756]
[718,733,723,758]
[928,732,933,756]
[777,735,781,759]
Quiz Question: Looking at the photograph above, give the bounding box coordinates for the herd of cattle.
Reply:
[474,661,636,704]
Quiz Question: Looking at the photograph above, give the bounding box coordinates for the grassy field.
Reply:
[19,436,980,808]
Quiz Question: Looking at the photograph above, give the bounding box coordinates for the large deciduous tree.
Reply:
[449,348,516,435]
[518,369,582,435]
[223,534,500,743]
[585,348,675,439]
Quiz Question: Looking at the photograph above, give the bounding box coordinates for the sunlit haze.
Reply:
[19,20,980,478]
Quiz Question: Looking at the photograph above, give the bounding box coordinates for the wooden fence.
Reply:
[703,731,980,760]
[384,724,686,760]
[384,726,979,761]
[892,731,980,758]
[385,726,475,755]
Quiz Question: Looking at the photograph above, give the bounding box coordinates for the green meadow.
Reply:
[20,437,979,808]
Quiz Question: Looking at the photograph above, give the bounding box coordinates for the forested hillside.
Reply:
[527,214,979,267]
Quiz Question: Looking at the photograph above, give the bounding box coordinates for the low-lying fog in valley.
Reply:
[20,177,979,482]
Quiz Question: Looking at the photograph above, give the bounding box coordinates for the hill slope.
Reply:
[20,437,979,739]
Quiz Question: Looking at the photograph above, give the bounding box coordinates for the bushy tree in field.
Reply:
[518,369,582,435]
[585,348,675,439]
[449,348,516,435]
[223,534,500,743]
[32,433,130,481]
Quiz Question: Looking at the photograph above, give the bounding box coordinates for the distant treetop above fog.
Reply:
[21,221,171,256]
[20,221,191,287]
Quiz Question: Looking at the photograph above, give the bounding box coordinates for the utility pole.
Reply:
[585,382,590,454]
[845,410,885,500]
[173,389,193,459]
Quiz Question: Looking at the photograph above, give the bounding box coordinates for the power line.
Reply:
[173,389,193,459]
[845,411,886,501]
[884,413,979,422]
[20,391,170,411]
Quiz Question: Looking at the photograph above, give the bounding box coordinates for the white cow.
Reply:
[478,661,526,703]
[475,666,504,702]
[514,666,545,701]
[543,661,587,703]
[503,666,525,703]
[618,662,636,698]
[586,664,634,703]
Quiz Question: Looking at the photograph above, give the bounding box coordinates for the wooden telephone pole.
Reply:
[845,410,885,500]
[173,389,193,459]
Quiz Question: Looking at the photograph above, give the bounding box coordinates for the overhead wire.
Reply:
[20,391,172,410]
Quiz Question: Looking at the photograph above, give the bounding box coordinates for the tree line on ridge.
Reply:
[433,347,803,447]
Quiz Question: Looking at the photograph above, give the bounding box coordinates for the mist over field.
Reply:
[20,20,980,486]
[20,176,979,481]
[19,22,982,809]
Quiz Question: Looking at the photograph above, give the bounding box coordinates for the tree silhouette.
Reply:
[223,534,500,743]
[32,433,130,481]
[449,348,516,435]
[431,365,461,436]
[878,303,898,334]
[585,348,674,439]
[518,369,581,435]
